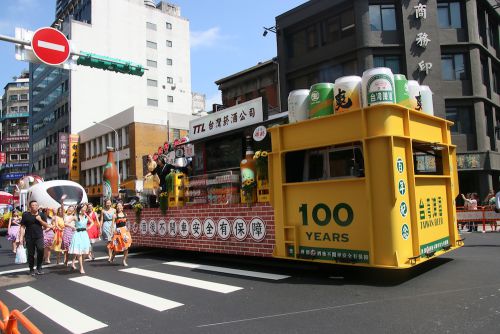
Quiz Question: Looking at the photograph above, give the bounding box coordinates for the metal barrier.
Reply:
[0,300,42,334]
[456,206,500,232]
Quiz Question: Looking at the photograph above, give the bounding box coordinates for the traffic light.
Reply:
[76,51,145,76]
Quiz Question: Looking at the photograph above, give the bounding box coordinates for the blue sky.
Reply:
[0,0,307,108]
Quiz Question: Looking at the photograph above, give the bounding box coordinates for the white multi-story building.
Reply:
[69,0,192,133]
[30,0,193,180]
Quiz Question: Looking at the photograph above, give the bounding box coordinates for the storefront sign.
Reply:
[413,2,432,76]
[457,154,481,169]
[0,153,6,165]
[418,60,432,74]
[414,3,426,19]
[2,172,27,180]
[415,32,430,48]
[189,97,263,141]
[58,133,69,168]
[253,126,267,142]
[69,134,79,181]
[2,162,29,168]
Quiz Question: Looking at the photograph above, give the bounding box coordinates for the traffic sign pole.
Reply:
[31,27,70,65]
[1,27,146,76]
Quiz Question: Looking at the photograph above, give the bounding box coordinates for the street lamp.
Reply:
[93,121,120,191]
[262,26,278,37]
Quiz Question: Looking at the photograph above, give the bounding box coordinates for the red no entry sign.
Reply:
[31,27,70,65]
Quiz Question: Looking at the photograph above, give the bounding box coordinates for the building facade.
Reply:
[0,73,30,191]
[30,0,193,181]
[276,0,500,198]
[215,60,281,116]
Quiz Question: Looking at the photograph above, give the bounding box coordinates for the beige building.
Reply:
[78,106,189,201]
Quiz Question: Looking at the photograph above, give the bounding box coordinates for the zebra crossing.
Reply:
[4,260,290,333]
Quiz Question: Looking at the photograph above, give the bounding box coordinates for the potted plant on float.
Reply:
[133,202,144,223]
[254,150,270,203]
[241,178,257,206]
[159,192,168,215]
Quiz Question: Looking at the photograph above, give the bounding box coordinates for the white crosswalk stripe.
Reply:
[7,286,108,334]
[121,267,243,294]
[5,261,292,332]
[164,261,291,280]
[70,276,184,311]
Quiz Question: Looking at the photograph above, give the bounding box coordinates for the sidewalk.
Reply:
[458,223,500,233]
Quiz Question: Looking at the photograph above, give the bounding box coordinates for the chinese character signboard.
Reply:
[412,2,432,76]
[0,153,6,165]
[2,172,27,180]
[2,163,29,169]
[69,134,80,181]
[189,97,263,141]
[58,132,69,168]
[456,154,481,169]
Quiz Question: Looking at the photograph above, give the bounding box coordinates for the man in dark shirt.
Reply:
[21,200,50,276]
[154,156,172,193]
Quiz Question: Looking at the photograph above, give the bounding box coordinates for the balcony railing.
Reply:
[5,147,29,152]
[2,135,30,143]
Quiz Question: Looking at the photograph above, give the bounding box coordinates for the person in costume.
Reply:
[51,201,66,264]
[108,202,132,266]
[43,208,55,264]
[69,203,91,274]
[7,210,22,253]
[62,205,77,266]
[85,203,100,260]
[144,154,160,195]
[100,198,116,262]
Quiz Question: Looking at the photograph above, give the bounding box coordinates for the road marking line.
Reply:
[198,283,500,328]
[164,261,290,280]
[121,267,243,294]
[69,276,183,311]
[8,286,107,334]
[0,252,146,276]
[197,301,372,328]
[38,40,65,52]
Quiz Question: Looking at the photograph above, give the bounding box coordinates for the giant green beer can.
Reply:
[394,74,410,108]
[308,83,334,118]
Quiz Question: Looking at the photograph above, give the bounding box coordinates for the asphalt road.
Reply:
[0,231,499,334]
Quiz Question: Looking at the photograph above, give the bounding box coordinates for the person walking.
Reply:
[69,203,91,274]
[85,203,100,260]
[51,201,66,264]
[62,205,77,266]
[108,202,132,266]
[100,198,116,262]
[7,209,22,253]
[462,193,478,232]
[20,200,50,276]
[43,208,55,264]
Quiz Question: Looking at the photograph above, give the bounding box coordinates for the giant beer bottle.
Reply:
[103,147,119,199]
[240,136,256,203]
